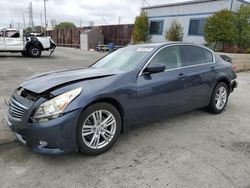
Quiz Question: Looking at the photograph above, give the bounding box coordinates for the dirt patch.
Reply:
[231,141,250,156]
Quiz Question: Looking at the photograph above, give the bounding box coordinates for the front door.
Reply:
[135,45,188,120]
[4,30,24,51]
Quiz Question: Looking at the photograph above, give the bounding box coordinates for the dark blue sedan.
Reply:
[5,42,237,155]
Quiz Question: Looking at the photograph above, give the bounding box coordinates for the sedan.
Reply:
[5,42,237,155]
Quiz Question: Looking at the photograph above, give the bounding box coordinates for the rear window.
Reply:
[182,45,206,66]
[203,49,213,63]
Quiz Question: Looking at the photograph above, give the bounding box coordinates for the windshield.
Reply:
[92,46,154,71]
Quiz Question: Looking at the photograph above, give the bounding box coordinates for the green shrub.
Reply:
[204,9,238,51]
[165,20,183,41]
[132,11,149,44]
[55,22,76,30]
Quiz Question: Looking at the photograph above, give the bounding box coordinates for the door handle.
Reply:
[177,73,185,80]
[210,66,215,71]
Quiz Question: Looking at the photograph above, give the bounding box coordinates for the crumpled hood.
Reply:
[20,67,119,93]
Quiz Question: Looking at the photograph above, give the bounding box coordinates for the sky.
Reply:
[0,0,188,28]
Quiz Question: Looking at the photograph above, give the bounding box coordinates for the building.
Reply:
[142,0,250,44]
[80,29,104,51]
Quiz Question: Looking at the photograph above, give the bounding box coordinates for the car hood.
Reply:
[20,67,119,93]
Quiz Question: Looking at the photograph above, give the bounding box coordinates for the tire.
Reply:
[77,102,121,155]
[21,51,29,57]
[28,46,42,58]
[208,82,229,114]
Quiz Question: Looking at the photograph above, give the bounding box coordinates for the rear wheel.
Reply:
[208,82,229,114]
[77,103,121,155]
[28,46,42,58]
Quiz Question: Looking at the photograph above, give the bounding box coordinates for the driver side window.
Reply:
[150,46,182,70]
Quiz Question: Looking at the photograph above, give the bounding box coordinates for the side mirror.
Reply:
[144,63,165,74]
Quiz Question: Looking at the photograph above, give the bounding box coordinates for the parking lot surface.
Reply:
[0,48,250,188]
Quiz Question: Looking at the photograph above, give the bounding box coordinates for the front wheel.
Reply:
[208,82,229,114]
[28,46,42,58]
[77,103,121,155]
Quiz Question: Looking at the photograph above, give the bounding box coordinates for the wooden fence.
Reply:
[47,24,133,48]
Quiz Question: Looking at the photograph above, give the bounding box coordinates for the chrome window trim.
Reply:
[138,43,216,76]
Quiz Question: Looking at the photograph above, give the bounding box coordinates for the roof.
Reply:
[0,28,20,31]
[142,0,250,10]
[142,0,220,10]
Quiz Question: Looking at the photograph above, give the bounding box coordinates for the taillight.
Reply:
[232,64,237,72]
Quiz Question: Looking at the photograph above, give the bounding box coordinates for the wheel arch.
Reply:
[208,76,231,105]
[25,40,44,51]
[216,77,230,92]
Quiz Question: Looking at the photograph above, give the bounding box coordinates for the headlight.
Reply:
[32,88,82,122]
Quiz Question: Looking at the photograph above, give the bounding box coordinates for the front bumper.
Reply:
[5,107,80,155]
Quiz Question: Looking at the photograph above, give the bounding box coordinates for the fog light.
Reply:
[39,140,48,147]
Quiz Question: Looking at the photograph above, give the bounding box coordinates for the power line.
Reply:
[142,0,151,7]
[102,17,108,25]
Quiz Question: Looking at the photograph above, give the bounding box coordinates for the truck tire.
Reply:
[21,51,29,57]
[28,46,42,58]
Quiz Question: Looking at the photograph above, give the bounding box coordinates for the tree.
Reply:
[33,26,44,33]
[25,27,33,33]
[54,22,76,30]
[236,5,250,49]
[132,11,149,44]
[204,9,238,51]
[165,19,183,41]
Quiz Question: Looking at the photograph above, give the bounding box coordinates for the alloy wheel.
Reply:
[81,110,116,149]
[215,86,227,110]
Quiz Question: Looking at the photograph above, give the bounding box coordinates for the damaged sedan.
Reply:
[5,42,237,155]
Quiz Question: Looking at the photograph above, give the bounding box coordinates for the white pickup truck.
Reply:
[0,28,56,58]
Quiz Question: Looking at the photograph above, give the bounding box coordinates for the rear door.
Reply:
[135,45,188,120]
[180,45,217,109]
[4,30,24,51]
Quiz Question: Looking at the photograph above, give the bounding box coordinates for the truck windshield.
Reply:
[92,46,154,71]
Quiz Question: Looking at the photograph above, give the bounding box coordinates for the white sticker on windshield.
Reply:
[137,48,154,52]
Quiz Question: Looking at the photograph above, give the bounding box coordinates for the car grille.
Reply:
[9,98,27,119]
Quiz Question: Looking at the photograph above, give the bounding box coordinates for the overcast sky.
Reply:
[0,0,189,28]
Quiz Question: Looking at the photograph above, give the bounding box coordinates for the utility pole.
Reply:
[44,0,48,35]
[23,13,26,29]
[40,13,43,27]
[118,16,121,25]
[28,2,34,30]
[80,19,82,27]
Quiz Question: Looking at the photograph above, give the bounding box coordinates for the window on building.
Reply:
[150,46,182,70]
[188,18,207,36]
[149,20,164,35]
[182,45,206,66]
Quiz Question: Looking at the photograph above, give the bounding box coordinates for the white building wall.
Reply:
[144,0,246,44]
